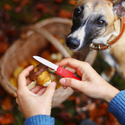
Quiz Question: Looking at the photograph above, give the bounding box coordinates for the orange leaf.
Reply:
[58,9,72,18]
[94,118,102,125]
[36,3,47,12]
[105,112,119,125]
[69,0,76,5]
[68,96,76,101]
[2,96,13,111]
[14,6,22,13]
[0,113,14,124]
[40,51,51,60]
[0,42,9,54]
[4,4,11,11]
[75,97,81,106]
[20,0,30,6]
[89,103,108,118]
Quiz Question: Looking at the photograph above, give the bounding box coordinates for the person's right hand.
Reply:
[16,65,56,119]
[57,58,119,103]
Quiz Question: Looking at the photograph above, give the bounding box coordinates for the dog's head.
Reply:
[66,0,125,51]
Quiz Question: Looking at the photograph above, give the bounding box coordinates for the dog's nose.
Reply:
[66,37,80,50]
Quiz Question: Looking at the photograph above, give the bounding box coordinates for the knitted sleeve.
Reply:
[24,115,55,125]
[108,90,125,125]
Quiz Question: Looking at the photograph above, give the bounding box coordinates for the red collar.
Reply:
[90,17,125,50]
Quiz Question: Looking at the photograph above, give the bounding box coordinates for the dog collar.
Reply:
[90,17,125,50]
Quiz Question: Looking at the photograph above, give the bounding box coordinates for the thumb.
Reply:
[43,82,56,100]
[60,78,83,91]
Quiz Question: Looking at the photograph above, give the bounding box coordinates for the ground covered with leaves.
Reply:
[0,0,125,125]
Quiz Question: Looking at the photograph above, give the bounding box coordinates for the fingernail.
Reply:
[60,78,65,85]
[52,82,56,87]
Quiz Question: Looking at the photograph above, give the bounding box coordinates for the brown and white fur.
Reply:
[66,0,125,81]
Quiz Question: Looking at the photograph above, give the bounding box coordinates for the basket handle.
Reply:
[0,60,17,96]
[28,26,71,58]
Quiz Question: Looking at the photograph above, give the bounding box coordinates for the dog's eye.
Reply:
[97,20,105,26]
[74,8,82,17]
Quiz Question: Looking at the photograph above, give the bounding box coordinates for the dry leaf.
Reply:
[0,113,14,124]
[69,0,76,5]
[2,96,13,111]
[58,9,72,18]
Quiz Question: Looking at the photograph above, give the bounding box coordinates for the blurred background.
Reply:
[0,0,125,125]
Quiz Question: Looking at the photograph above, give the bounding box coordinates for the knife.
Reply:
[33,56,81,80]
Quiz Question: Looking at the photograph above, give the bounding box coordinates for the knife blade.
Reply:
[33,56,81,80]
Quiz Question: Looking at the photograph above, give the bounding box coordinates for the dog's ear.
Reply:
[113,1,125,17]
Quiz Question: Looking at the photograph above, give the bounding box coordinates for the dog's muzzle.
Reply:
[66,36,80,50]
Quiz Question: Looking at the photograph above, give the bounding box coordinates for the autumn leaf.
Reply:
[14,6,22,13]
[4,4,11,11]
[36,3,47,12]
[75,97,81,106]
[105,112,119,125]
[1,96,13,111]
[20,0,30,6]
[68,95,76,101]
[69,0,76,5]
[5,26,17,37]
[58,9,73,18]
[0,113,14,124]
[89,103,108,118]
[0,42,9,54]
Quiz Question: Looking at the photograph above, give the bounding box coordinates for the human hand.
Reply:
[16,65,56,119]
[57,58,119,103]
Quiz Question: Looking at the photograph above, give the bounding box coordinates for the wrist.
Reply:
[23,108,51,119]
[104,85,120,103]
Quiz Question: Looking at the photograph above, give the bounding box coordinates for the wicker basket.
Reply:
[0,18,97,107]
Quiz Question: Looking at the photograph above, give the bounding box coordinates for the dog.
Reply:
[66,0,125,82]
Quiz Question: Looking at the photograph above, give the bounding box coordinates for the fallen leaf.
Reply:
[4,4,11,11]
[75,97,81,106]
[20,0,30,6]
[89,103,108,118]
[58,9,72,18]
[105,112,119,125]
[0,42,9,54]
[14,6,22,13]
[68,96,76,101]
[2,96,13,111]
[0,113,14,124]
[36,3,47,12]
[69,0,76,5]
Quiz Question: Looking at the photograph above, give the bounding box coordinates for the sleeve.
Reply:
[108,90,125,125]
[24,115,55,125]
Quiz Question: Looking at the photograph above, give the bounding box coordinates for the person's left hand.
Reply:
[16,65,56,119]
